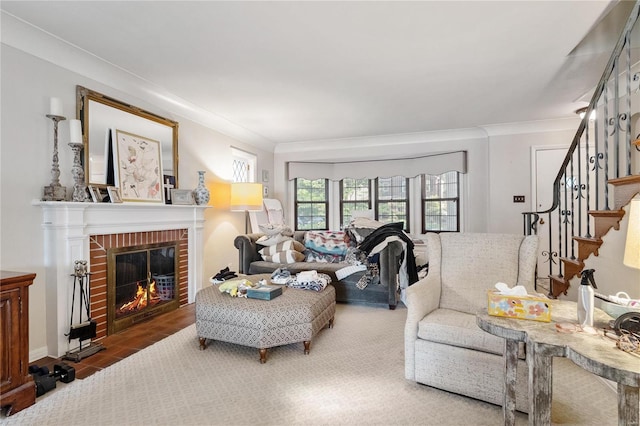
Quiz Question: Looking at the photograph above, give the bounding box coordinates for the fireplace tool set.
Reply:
[62,260,105,361]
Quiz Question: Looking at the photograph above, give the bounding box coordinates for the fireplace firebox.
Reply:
[107,241,180,334]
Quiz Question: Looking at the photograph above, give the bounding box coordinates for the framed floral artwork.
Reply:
[114,129,163,203]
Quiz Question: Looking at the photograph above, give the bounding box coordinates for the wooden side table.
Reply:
[477,300,640,426]
[0,271,36,416]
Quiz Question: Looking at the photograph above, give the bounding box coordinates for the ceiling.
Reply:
[1,1,635,148]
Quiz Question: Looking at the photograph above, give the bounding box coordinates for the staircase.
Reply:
[523,1,640,298]
[549,176,640,296]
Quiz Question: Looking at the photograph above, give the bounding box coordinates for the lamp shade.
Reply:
[623,198,640,269]
[230,183,263,212]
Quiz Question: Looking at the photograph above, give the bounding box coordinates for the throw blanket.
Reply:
[339,243,380,290]
[359,222,419,289]
[288,271,331,292]
[335,264,367,280]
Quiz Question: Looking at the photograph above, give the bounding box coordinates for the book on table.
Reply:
[247,285,282,300]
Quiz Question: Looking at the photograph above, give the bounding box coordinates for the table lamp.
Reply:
[623,198,639,270]
[623,198,640,269]
[230,182,264,233]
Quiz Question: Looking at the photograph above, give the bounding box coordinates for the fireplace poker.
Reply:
[63,260,104,361]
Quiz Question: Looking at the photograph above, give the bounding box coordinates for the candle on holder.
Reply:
[69,119,82,143]
[49,97,63,117]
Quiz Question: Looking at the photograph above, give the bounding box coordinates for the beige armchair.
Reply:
[404,232,538,412]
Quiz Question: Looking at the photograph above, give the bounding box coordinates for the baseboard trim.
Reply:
[29,346,49,363]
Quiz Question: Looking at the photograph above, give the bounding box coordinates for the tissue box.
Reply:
[247,285,283,300]
[487,290,551,322]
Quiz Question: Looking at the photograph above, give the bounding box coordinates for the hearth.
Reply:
[107,242,180,334]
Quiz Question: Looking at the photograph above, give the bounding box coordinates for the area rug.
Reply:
[2,304,620,425]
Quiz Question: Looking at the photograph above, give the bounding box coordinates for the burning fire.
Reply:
[118,279,159,313]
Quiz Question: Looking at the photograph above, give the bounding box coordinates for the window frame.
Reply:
[294,178,329,231]
[374,176,410,231]
[339,178,373,227]
[230,147,257,183]
[421,172,460,233]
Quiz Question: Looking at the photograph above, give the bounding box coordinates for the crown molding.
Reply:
[274,116,582,154]
[274,127,487,155]
[480,117,580,137]
[1,11,276,152]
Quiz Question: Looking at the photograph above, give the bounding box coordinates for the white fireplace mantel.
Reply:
[34,200,208,357]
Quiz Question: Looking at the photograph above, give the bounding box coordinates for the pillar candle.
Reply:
[49,97,63,116]
[69,119,82,143]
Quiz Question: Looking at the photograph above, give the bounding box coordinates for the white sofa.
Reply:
[404,232,539,412]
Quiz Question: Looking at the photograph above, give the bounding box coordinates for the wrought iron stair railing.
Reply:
[523,1,640,298]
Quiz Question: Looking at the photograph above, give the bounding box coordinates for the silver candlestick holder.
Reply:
[69,142,89,202]
[43,114,68,201]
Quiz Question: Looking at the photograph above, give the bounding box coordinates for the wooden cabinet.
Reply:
[0,271,36,416]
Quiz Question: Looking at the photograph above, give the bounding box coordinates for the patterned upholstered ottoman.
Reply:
[196,275,336,363]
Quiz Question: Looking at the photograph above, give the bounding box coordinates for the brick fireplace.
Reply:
[89,230,189,339]
[37,202,207,357]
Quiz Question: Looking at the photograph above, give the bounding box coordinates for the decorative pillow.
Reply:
[259,224,293,237]
[304,231,348,263]
[351,209,374,220]
[256,234,290,246]
[349,217,384,229]
[259,240,306,256]
[261,250,305,264]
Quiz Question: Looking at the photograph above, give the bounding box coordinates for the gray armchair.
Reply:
[404,232,538,412]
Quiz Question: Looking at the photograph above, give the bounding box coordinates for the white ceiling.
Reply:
[1,1,635,148]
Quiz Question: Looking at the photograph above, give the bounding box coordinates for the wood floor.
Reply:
[32,303,195,380]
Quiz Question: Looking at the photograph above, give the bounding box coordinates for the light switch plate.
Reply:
[513,195,525,203]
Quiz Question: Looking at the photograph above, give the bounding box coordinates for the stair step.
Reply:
[559,257,584,279]
[540,175,637,301]
[573,236,602,259]
[608,175,640,210]
[588,209,625,238]
[548,275,570,298]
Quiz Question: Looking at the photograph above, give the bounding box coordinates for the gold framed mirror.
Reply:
[76,85,179,188]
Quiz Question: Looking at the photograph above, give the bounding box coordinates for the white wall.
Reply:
[0,44,273,359]
[486,122,579,234]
